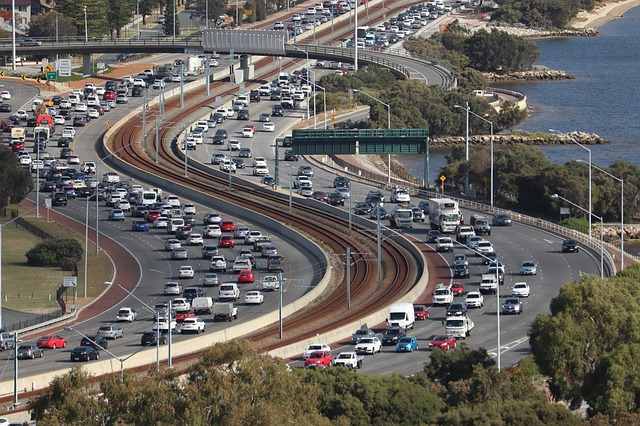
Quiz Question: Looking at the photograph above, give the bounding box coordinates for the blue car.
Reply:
[395,336,418,353]
[262,175,275,185]
[131,221,149,232]
[110,209,125,221]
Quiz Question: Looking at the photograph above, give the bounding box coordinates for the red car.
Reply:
[304,351,334,368]
[414,304,430,320]
[146,210,161,223]
[37,335,66,349]
[104,90,117,101]
[428,335,457,351]
[221,221,236,232]
[451,282,465,296]
[175,311,196,322]
[218,235,235,248]
[237,269,255,283]
[11,141,24,152]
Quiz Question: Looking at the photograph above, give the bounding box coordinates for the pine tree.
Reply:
[57,0,109,38]
[163,0,180,36]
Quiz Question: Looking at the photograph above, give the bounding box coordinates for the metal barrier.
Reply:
[3,310,65,333]
[203,29,286,56]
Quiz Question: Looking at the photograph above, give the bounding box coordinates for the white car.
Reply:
[253,157,267,168]
[332,352,362,369]
[229,140,241,151]
[220,160,236,173]
[205,225,222,238]
[520,261,537,275]
[354,336,382,355]
[63,126,76,137]
[244,230,262,244]
[54,115,65,125]
[202,272,219,286]
[512,282,530,298]
[165,239,181,251]
[153,318,177,332]
[262,122,275,132]
[67,155,81,166]
[164,282,182,295]
[116,307,137,322]
[152,79,166,89]
[74,103,88,112]
[303,343,331,359]
[465,291,484,308]
[18,155,32,166]
[59,99,71,109]
[178,266,194,279]
[167,195,181,207]
[210,256,227,271]
[436,237,453,252]
[87,108,99,119]
[117,200,131,212]
[15,109,28,119]
[242,127,255,138]
[172,298,191,312]
[183,204,196,215]
[30,160,44,172]
[154,216,169,229]
[253,165,269,176]
[467,236,483,249]
[188,233,204,245]
[204,213,222,224]
[233,258,252,272]
[95,86,105,96]
[0,91,11,100]
[261,275,280,291]
[244,290,264,305]
[133,78,146,87]
[476,240,494,255]
[179,317,205,333]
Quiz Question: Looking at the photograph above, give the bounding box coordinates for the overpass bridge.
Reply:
[0,29,455,89]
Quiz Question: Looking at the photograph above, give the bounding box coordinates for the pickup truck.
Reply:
[115,307,137,322]
[213,302,238,321]
[445,314,475,339]
[332,352,363,369]
[96,325,124,339]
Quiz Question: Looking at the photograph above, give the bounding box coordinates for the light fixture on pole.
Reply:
[465,108,494,208]
[453,103,471,194]
[578,160,625,271]
[83,6,88,43]
[298,74,327,129]
[550,129,592,238]
[551,193,604,278]
[354,0,358,71]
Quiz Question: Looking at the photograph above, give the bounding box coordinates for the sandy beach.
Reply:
[571,0,640,29]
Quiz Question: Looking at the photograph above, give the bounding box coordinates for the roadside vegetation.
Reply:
[438,145,639,224]
[491,0,597,28]
[0,147,32,214]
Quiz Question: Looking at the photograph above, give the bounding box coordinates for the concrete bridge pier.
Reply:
[240,54,254,80]
[82,54,93,76]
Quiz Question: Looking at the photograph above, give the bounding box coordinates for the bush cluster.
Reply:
[26,238,83,271]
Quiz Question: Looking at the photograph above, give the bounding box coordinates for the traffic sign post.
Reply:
[46,71,57,81]
[439,175,446,194]
[63,276,77,288]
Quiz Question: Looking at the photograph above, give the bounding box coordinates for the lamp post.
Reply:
[353,89,391,186]
[552,193,604,278]
[579,160,624,270]
[136,0,140,39]
[83,6,88,43]
[453,103,471,195]
[463,108,494,208]
[11,0,15,70]
[550,129,592,238]
[453,239,502,370]
[298,74,327,129]
[0,216,21,330]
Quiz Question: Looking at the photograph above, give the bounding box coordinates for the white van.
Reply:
[192,297,213,315]
[218,283,240,301]
[278,72,290,86]
[387,303,415,329]
[169,218,185,233]
[141,190,157,206]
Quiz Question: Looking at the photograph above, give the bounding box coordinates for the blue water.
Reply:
[400,6,640,180]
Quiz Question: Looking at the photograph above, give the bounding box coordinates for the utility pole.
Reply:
[346,247,351,309]
[84,197,89,298]
[156,314,160,372]
[354,0,358,71]
[11,0,16,70]
[464,101,470,194]
[142,88,147,143]
[278,272,284,339]
[205,58,210,96]
[36,138,40,218]
[168,299,173,368]
[180,63,184,108]
[274,138,279,188]
[95,189,99,255]
[288,172,292,212]
[155,118,160,164]
[13,332,18,406]
[376,205,382,285]
[348,194,352,233]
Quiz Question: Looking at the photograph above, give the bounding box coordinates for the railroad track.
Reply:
[105,0,423,358]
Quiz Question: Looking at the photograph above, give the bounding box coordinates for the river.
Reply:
[398,6,640,182]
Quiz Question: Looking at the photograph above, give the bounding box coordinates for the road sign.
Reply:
[44,64,54,72]
[46,71,57,81]
[44,198,51,209]
[56,59,72,77]
[63,276,77,288]
[440,175,446,193]
[439,175,446,182]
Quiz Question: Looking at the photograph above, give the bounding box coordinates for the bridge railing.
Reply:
[0,35,203,48]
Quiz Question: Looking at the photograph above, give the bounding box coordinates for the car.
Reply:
[512,282,531,297]
[493,214,512,226]
[141,331,167,346]
[520,261,538,275]
[87,108,99,119]
[451,282,465,296]
[395,336,418,352]
[245,290,264,305]
[204,225,222,238]
[204,212,222,224]
[116,307,137,322]
[304,351,334,368]
[303,343,332,359]
[351,324,377,344]
[132,221,149,232]
[36,335,66,349]
[188,233,204,245]
[465,291,484,308]
[233,258,252,272]
[446,303,468,317]
[0,91,11,100]
[201,272,219,287]
[171,248,188,260]
[219,235,235,248]
[414,304,430,320]
[332,352,363,369]
[355,336,382,355]
[178,266,194,278]
[153,318,177,333]
[381,326,406,345]
[262,122,275,132]
[96,325,124,339]
[163,282,182,297]
[261,275,280,291]
[562,239,580,253]
[428,335,458,351]
[110,209,125,221]
[221,221,236,232]
[17,344,44,360]
[453,254,468,266]
[476,240,495,255]
[238,269,255,283]
[242,127,255,138]
[171,298,191,312]
[436,237,453,252]
[210,256,227,271]
[165,239,181,251]
[453,263,470,279]
[502,297,523,314]
[70,346,100,362]
[284,150,299,161]
[80,335,109,351]
[179,317,206,334]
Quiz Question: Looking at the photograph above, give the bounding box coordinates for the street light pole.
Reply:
[84,197,89,299]
[354,0,358,71]
[465,109,494,208]
[346,247,351,310]
[136,0,140,39]
[278,272,283,339]
[453,103,471,194]
[11,0,15,70]
[84,6,88,43]
[376,203,382,285]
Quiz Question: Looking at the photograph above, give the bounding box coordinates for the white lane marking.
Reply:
[486,336,529,358]
[543,239,554,245]
[148,269,165,274]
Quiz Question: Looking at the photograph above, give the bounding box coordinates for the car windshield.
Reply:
[98,327,110,331]
[398,338,412,344]
[308,345,322,350]
[505,299,519,305]
[434,289,449,295]
[117,309,129,315]
[359,338,374,344]
[389,312,406,320]
[386,328,400,336]
[446,320,464,327]
[515,284,527,289]
[523,262,535,267]
[467,294,479,299]
[337,354,351,359]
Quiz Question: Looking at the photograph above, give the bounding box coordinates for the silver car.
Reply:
[171,248,188,260]
[202,272,219,286]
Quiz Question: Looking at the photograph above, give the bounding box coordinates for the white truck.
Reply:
[191,297,213,315]
[387,303,415,329]
[432,283,454,305]
[332,352,363,369]
[390,208,413,229]
[186,56,204,76]
[445,314,475,338]
[429,198,461,233]
[479,273,498,294]
[213,302,238,321]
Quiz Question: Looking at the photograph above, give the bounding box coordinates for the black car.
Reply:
[482,251,498,265]
[493,214,512,226]
[60,148,74,159]
[284,150,299,161]
[141,331,167,346]
[249,90,261,102]
[212,112,225,123]
[51,95,62,105]
[52,192,68,206]
[0,103,11,113]
[73,116,88,127]
[80,335,109,351]
[453,263,470,278]
[183,287,205,301]
[41,181,57,192]
[562,239,580,253]
[272,104,284,116]
[232,158,245,169]
[57,137,72,148]
[328,192,345,206]
[131,86,143,97]
[334,176,350,188]
[214,129,228,141]
[105,81,118,91]
[17,344,44,360]
[70,346,100,362]
[262,176,275,186]
[427,230,440,243]
[270,90,282,101]
[446,303,468,317]
[382,327,406,345]
[237,109,250,120]
[353,202,372,215]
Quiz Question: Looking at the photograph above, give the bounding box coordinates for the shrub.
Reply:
[26,238,83,269]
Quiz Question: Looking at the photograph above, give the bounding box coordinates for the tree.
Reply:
[107,0,135,38]
[0,147,32,211]
[163,0,180,36]
[464,29,538,72]
[56,0,109,38]
[195,0,225,26]
[29,12,78,38]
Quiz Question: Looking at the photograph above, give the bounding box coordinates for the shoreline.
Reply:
[571,0,640,29]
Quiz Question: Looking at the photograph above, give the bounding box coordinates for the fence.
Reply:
[3,310,65,333]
